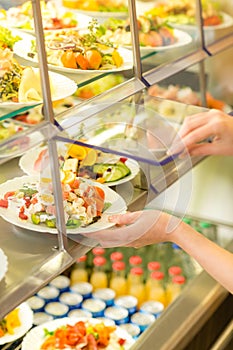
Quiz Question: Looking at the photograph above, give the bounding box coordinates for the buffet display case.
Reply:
[0,0,233,349]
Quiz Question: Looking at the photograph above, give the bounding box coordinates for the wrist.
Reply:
[166,219,187,244]
[158,212,184,243]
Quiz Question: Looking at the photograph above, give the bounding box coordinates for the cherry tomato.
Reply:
[19,211,28,220]
[4,191,15,200]
[0,199,8,208]
[119,157,128,163]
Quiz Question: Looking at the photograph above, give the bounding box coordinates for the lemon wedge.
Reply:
[62,171,76,185]
[67,144,87,160]
[81,148,98,166]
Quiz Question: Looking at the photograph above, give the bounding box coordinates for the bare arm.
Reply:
[90,211,233,294]
[170,221,233,293]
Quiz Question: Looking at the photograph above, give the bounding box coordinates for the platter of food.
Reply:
[0,45,77,110]
[70,9,128,20]
[100,16,192,52]
[0,1,93,32]
[21,317,135,350]
[0,248,8,283]
[0,175,127,234]
[19,143,140,186]
[13,27,133,74]
[0,67,77,109]
[0,25,22,50]
[141,0,233,31]
[148,84,231,112]
[138,29,192,52]
[62,0,128,19]
[0,130,44,161]
[0,303,33,345]
[167,12,233,32]
[0,120,28,143]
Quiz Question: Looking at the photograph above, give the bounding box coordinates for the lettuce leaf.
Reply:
[0,26,21,49]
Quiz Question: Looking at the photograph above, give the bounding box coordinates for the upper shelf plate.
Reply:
[0,4,93,32]
[124,29,192,53]
[68,9,128,20]
[13,31,133,74]
[170,12,233,32]
[0,68,77,111]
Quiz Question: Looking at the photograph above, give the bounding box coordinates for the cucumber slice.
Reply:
[104,167,125,182]
[115,162,131,176]
[93,163,111,174]
[93,161,131,182]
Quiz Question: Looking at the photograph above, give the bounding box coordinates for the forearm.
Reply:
[170,223,233,294]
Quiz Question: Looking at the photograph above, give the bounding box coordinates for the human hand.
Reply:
[171,109,233,157]
[80,210,183,248]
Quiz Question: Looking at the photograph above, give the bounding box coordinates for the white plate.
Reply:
[0,248,8,282]
[0,10,93,32]
[0,67,77,110]
[0,131,44,159]
[19,145,56,176]
[122,29,192,53]
[0,303,33,345]
[72,9,128,20]
[19,146,140,186]
[13,32,133,74]
[0,175,127,234]
[166,12,233,32]
[21,317,135,350]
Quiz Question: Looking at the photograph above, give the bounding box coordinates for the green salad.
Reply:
[0,48,23,102]
[0,26,21,50]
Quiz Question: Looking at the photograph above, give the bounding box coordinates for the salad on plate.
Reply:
[0,120,28,142]
[0,48,23,103]
[13,19,132,72]
[0,47,77,106]
[0,303,33,345]
[0,0,89,32]
[0,176,107,229]
[0,309,21,338]
[99,15,178,48]
[0,174,127,233]
[148,83,228,111]
[62,144,137,185]
[144,0,225,27]
[0,25,22,50]
[21,317,134,350]
[20,142,139,186]
[62,0,128,14]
